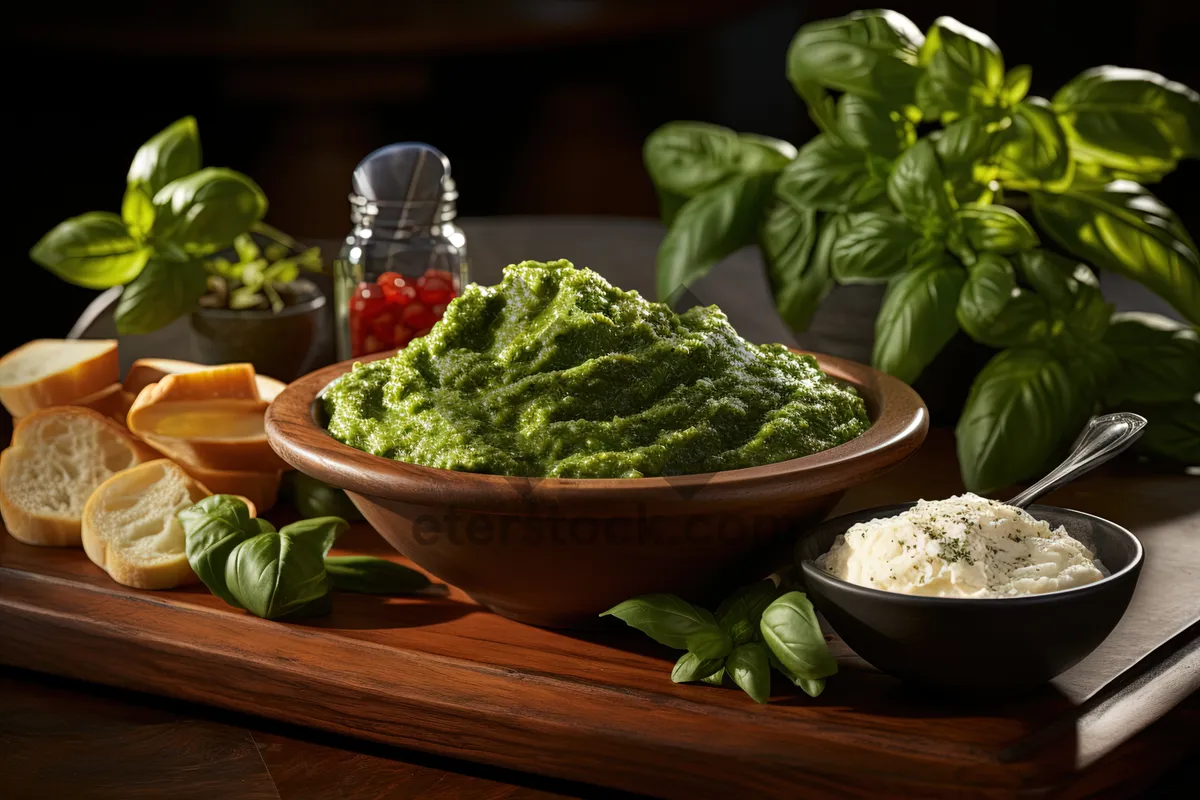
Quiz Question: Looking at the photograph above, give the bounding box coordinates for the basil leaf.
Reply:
[715,579,781,647]
[765,650,824,696]
[836,94,910,157]
[225,532,332,620]
[759,592,837,680]
[1032,184,1200,325]
[1014,249,1112,343]
[127,116,202,200]
[179,494,259,608]
[786,9,924,102]
[325,556,432,595]
[700,668,726,687]
[114,256,207,335]
[726,642,771,704]
[671,651,725,684]
[655,188,688,227]
[1053,66,1199,174]
[1002,65,1032,106]
[956,204,1039,254]
[151,167,268,255]
[601,594,721,651]
[775,134,885,211]
[956,348,1085,492]
[1102,313,1200,405]
[759,197,828,332]
[643,122,792,199]
[655,174,772,304]
[277,516,349,559]
[254,519,277,533]
[289,472,364,521]
[829,210,918,284]
[993,98,1071,187]
[887,140,955,237]
[1133,399,1200,466]
[30,212,150,290]
[122,186,156,242]
[685,627,733,661]
[872,252,966,383]
[916,17,1005,120]
[935,115,995,174]
[956,253,1050,348]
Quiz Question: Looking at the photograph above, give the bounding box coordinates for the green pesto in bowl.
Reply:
[323,260,870,478]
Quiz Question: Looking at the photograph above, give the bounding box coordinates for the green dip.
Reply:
[324,260,869,478]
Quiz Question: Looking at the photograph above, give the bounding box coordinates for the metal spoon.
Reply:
[1006,412,1147,508]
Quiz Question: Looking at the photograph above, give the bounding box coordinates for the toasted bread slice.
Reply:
[82,459,210,589]
[127,365,286,472]
[124,358,286,402]
[179,463,281,513]
[0,339,119,417]
[69,382,138,424]
[0,407,157,546]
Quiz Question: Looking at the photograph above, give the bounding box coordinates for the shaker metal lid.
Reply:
[352,142,452,206]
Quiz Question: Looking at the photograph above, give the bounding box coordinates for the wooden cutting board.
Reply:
[2,432,1198,798]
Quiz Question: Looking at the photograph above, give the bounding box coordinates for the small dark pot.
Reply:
[190,293,332,382]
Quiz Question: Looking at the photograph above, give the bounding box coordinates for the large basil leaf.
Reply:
[916,17,1005,120]
[993,98,1071,187]
[1102,312,1200,405]
[151,167,268,254]
[887,139,955,237]
[759,592,837,680]
[786,9,924,102]
[829,210,918,283]
[601,594,722,651]
[726,642,771,704]
[225,531,332,620]
[956,348,1085,492]
[277,516,348,557]
[1032,183,1200,325]
[1014,249,1112,343]
[935,115,995,174]
[1133,399,1200,466]
[643,122,793,199]
[872,252,965,383]
[178,495,260,608]
[124,116,201,238]
[956,253,1050,348]
[759,198,827,332]
[114,256,207,335]
[324,556,432,595]
[766,651,825,697]
[715,579,781,647]
[774,134,885,211]
[656,174,772,304]
[836,94,910,157]
[671,651,725,684]
[1002,65,1032,106]
[956,204,1039,254]
[29,212,150,289]
[1053,66,1200,174]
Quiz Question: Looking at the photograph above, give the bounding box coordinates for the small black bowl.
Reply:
[797,503,1144,691]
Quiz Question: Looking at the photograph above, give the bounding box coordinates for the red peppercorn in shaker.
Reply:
[333,143,468,360]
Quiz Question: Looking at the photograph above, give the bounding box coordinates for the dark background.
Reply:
[7,0,1199,353]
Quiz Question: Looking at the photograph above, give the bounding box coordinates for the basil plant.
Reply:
[647,10,1200,491]
[29,117,307,334]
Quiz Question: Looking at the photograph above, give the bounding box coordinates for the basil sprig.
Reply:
[178,495,432,619]
[602,583,836,704]
[646,8,1200,490]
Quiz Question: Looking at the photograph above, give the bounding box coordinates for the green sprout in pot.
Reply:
[29,116,318,334]
[645,9,1200,490]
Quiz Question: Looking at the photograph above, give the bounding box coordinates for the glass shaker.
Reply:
[333,143,468,360]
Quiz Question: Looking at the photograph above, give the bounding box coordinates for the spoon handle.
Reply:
[1006,412,1147,509]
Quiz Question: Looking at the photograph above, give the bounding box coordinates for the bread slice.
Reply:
[124,358,286,402]
[126,364,286,472]
[179,463,281,513]
[0,407,157,546]
[0,339,119,417]
[70,382,138,424]
[81,459,211,589]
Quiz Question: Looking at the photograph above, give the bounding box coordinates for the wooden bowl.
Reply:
[265,352,928,628]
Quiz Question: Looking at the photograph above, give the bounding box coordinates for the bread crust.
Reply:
[0,339,119,417]
[124,358,286,402]
[179,464,281,512]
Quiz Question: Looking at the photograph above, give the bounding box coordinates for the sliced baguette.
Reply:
[0,407,157,546]
[70,382,138,424]
[124,358,286,402]
[82,459,210,589]
[0,339,119,417]
[179,463,282,513]
[127,365,286,472]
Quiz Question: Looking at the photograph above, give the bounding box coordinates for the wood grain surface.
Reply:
[1,432,1197,799]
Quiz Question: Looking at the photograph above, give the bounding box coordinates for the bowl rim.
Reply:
[799,502,1145,606]
[264,349,929,511]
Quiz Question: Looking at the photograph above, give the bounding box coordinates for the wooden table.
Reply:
[4,217,1198,798]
